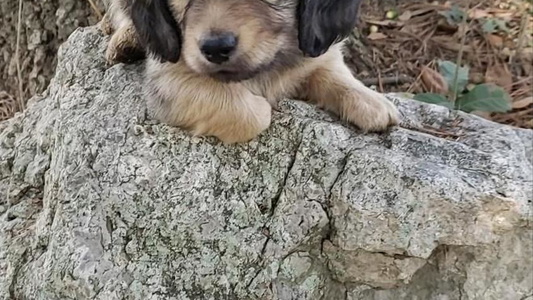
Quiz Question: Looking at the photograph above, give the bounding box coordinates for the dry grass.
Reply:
[0,92,18,122]
[15,0,24,111]
[87,0,104,19]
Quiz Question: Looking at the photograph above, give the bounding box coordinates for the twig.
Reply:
[407,60,434,93]
[362,75,413,86]
[87,0,103,20]
[513,2,529,67]
[377,71,384,93]
[15,0,24,111]
[400,124,464,139]
[449,0,473,104]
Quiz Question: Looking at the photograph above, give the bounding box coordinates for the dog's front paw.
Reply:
[99,14,114,36]
[342,90,399,132]
[105,25,145,65]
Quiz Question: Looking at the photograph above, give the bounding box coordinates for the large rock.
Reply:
[0,26,532,300]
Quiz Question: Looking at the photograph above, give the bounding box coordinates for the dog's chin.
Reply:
[190,58,276,83]
[206,69,259,83]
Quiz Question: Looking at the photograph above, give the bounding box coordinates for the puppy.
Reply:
[102,0,399,144]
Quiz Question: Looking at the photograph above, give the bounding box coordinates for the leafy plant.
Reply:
[437,60,469,96]
[455,84,512,113]
[482,18,510,34]
[414,60,512,113]
[439,5,467,26]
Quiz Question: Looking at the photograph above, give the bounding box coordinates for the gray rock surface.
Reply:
[1,26,532,300]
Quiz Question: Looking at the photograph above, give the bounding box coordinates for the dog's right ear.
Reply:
[130,0,181,63]
[297,0,362,58]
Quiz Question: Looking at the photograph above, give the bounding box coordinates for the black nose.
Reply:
[200,33,237,64]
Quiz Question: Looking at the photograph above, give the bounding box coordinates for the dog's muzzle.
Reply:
[200,32,238,65]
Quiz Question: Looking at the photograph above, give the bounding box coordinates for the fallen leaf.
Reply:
[469,8,490,19]
[518,48,533,61]
[421,66,449,94]
[501,47,513,57]
[367,32,388,40]
[471,111,493,119]
[470,72,485,84]
[512,97,533,109]
[431,36,474,52]
[398,10,412,22]
[485,64,513,93]
[486,34,503,48]
[492,12,514,20]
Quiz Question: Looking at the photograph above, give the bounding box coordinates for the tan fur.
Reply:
[102,0,144,64]
[145,59,272,144]
[182,0,290,77]
[104,0,400,144]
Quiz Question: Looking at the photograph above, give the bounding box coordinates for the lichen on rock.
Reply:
[0,26,532,300]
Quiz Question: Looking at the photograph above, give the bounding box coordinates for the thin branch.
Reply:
[15,0,24,111]
[449,1,473,104]
[513,1,529,66]
[87,0,103,20]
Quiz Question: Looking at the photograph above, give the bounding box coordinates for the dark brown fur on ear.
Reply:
[130,0,182,63]
[297,0,362,57]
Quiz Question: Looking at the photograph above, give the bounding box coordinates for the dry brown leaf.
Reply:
[471,111,493,120]
[512,97,533,109]
[470,72,485,84]
[431,36,474,52]
[518,48,533,61]
[469,9,490,19]
[367,32,388,40]
[492,12,514,20]
[485,64,513,93]
[487,34,504,48]
[398,11,412,22]
[420,66,448,94]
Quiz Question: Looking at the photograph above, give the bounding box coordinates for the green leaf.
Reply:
[438,60,469,95]
[414,93,454,109]
[455,84,512,113]
[482,19,498,33]
[482,18,510,34]
[438,5,466,25]
[494,19,510,33]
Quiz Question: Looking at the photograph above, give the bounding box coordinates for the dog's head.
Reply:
[131,0,362,82]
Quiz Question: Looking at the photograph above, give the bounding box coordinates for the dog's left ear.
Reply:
[130,0,182,63]
[297,0,362,57]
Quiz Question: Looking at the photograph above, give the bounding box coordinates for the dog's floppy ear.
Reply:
[130,0,181,63]
[297,0,362,57]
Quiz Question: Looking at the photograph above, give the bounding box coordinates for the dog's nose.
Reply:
[200,33,237,64]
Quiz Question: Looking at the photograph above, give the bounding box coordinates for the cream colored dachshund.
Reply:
[102,0,399,143]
